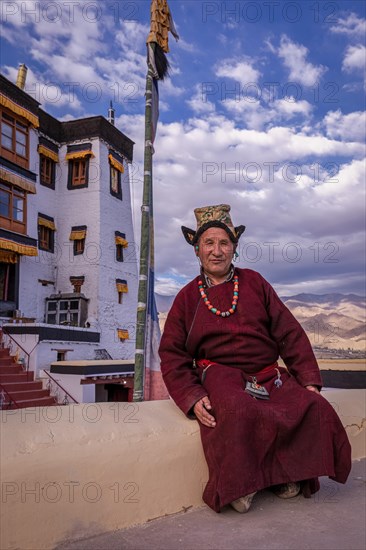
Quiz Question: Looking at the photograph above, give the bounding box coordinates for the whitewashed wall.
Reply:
[97,141,138,360]
[19,128,58,320]
[17,132,138,360]
[2,326,100,377]
[39,372,95,403]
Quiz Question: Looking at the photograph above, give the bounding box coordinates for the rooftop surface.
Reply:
[57,458,365,550]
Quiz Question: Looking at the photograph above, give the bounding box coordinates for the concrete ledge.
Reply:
[0,390,365,550]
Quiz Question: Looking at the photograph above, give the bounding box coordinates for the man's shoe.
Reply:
[230,491,256,513]
[273,482,300,499]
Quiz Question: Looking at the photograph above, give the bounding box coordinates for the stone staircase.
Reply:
[0,346,56,409]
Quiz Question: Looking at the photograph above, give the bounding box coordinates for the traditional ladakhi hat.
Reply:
[181,204,246,245]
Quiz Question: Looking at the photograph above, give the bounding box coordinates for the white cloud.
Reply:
[221,96,313,130]
[342,82,364,93]
[215,59,261,83]
[273,98,313,119]
[176,38,194,53]
[115,20,148,52]
[186,85,216,114]
[323,110,366,142]
[264,38,276,55]
[77,110,366,265]
[342,45,366,72]
[2,65,82,110]
[314,159,365,219]
[330,13,366,38]
[0,4,158,113]
[117,107,365,294]
[278,35,327,86]
[155,276,189,295]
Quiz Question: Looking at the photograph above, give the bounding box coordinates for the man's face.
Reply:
[197,227,235,283]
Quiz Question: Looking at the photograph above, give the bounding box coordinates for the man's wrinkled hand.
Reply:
[193,396,216,428]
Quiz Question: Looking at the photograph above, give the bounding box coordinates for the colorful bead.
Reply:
[198,275,239,317]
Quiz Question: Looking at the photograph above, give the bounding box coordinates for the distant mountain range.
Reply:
[156,292,366,354]
[280,293,365,353]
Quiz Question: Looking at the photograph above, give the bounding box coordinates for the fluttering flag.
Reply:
[147,0,179,79]
[133,0,178,401]
[146,0,179,143]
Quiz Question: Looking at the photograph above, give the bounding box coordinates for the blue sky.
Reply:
[1,0,365,296]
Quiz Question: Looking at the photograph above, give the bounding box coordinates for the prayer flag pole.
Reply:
[133,55,154,401]
[133,1,179,401]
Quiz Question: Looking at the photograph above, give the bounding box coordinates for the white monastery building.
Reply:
[0,67,140,402]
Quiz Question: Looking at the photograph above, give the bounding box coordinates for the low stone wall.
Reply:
[1,390,365,550]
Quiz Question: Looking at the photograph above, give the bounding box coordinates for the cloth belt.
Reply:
[196,358,279,375]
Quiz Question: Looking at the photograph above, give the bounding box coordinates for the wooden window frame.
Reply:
[40,154,56,189]
[116,244,124,262]
[38,223,55,253]
[0,182,27,234]
[0,262,17,305]
[0,109,29,169]
[67,158,89,189]
[110,165,122,199]
[57,350,67,361]
[73,238,85,256]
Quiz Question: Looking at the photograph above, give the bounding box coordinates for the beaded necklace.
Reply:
[198,275,239,317]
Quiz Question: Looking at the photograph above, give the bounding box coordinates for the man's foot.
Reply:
[273,482,300,499]
[230,491,256,513]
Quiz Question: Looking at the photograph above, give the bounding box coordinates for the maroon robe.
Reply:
[159,268,351,512]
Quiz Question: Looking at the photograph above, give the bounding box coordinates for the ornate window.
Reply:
[46,295,88,327]
[66,145,94,190]
[38,145,58,189]
[0,262,16,306]
[69,226,87,256]
[0,182,26,234]
[71,159,87,187]
[40,156,54,186]
[116,279,128,304]
[115,231,128,263]
[109,153,124,199]
[38,214,56,253]
[0,109,29,168]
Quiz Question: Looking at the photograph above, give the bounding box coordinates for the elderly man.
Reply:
[159,204,351,513]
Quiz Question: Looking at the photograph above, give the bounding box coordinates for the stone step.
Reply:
[0,372,34,383]
[3,396,56,409]
[9,389,51,401]
[0,365,23,374]
[1,381,43,392]
[0,357,16,366]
